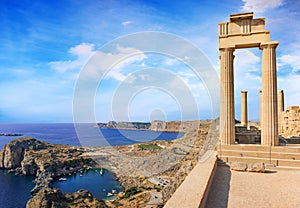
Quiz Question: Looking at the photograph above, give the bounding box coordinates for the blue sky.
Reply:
[0,0,299,123]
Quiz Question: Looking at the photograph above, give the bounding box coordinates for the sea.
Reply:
[0,123,183,208]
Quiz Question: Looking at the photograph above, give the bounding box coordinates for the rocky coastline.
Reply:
[0,137,94,195]
[0,120,218,208]
[96,119,211,132]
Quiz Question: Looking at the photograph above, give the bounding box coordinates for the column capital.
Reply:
[260,41,279,49]
[219,47,235,52]
[241,90,248,93]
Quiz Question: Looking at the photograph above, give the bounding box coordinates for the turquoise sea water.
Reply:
[53,168,123,200]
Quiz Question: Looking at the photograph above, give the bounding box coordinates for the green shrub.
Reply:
[123,187,142,198]
[138,144,162,150]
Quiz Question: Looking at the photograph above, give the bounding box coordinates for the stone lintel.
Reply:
[230,12,254,20]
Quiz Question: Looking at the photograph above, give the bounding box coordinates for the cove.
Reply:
[53,168,123,200]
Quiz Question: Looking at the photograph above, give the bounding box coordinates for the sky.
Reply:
[0,0,299,123]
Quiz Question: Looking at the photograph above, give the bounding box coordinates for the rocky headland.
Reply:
[0,120,219,208]
[96,120,211,132]
[26,188,107,208]
[0,137,93,194]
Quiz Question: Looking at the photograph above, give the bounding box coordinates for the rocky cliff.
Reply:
[97,121,151,130]
[96,120,212,132]
[149,120,210,132]
[0,137,93,194]
[1,138,48,169]
[0,151,2,168]
[26,188,107,208]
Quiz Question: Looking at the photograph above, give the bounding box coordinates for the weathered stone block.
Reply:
[246,162,265,173]
[230,162,247,171]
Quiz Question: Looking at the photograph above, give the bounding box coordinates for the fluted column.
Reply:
[261,41,279,146]
[241,90,248,127]
[278,90,284,134]
[259,90,262,130]
[220,47,235,145]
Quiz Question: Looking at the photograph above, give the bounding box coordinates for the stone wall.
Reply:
[235,126,261,144]
[163,151,217,208]
[279,106,300,138]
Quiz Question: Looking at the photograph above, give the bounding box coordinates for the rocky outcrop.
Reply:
[0,151,3,168]
[107,121,117,128]
[0,137,93,195]
[96,120,211,132]
[26,188,107,208]
[149,120,167,131]
[2,137,47,169]
[149,120,208,132]
[97,121,151,130]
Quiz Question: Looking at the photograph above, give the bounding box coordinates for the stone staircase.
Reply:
[217,144,300,169]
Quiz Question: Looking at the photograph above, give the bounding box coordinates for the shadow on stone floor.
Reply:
[205,162,231,208]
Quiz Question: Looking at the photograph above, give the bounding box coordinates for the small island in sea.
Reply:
[0,120,218,208]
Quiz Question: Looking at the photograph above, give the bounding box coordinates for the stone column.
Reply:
[241,90,248,127]
[260,90,262,130]
[220,47,235,145]
[278,90,284,134]
[260,41,279,146]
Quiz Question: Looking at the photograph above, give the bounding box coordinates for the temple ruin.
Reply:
[219,12,279,146]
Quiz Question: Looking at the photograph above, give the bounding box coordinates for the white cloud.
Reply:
[121,20,133,26]
[278,53,300,73]
[81,44,147,82]
[164,58,180,66]
[278,74,300,107]
[49,43,95,73]
[234,49,260,75]
[69,43,95,57]
[50,43,147,82]
[241,0,284,14]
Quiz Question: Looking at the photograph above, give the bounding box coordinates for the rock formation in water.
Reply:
[97,121,151,130]
[26,188,107,208]
[0,137,93,194]
[1,137,47,169]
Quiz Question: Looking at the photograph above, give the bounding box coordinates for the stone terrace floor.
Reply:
[206,164,300,208]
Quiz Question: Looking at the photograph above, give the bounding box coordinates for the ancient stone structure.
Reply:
[219,12,279,146]
[241,91,248,127]
[279,106,300,138]
[278,90,285,132]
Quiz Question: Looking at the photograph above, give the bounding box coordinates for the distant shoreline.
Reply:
[0,133,23,136]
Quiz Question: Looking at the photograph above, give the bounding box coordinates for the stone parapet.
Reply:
[163,151,217,208]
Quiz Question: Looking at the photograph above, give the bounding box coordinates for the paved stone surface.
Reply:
[206,165,300,208]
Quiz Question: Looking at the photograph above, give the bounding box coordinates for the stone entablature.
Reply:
[219,12,270,49]
[280,106,300,138]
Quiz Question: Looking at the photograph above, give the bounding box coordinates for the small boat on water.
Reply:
[100,168,103,175]
[58,178,67,181]
[106,192,113,197]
